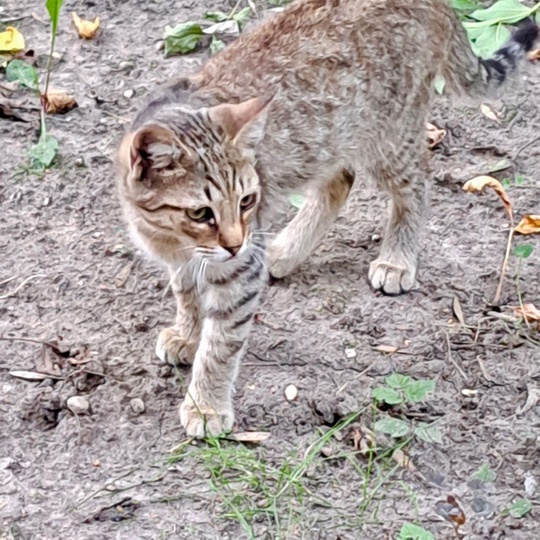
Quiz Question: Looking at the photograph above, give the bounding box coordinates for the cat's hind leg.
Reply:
[268,167,355,278]
[368,137,429,295]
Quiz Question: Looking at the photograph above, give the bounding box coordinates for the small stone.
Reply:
[525,473,537,497]
[371,234,381,242]
[155,40,164,52]
[123,89,134,99]
[284,384,298,401]
[345,348,357,359]
[67,396,89,415]
[130,398,145,414]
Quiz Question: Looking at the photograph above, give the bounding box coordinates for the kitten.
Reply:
[118,0,537,437]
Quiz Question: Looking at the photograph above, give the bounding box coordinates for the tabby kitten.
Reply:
[118,0,537,437]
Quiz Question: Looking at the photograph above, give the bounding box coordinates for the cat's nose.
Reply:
[223,245,242,257]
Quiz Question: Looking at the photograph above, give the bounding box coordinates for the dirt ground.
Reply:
[1,1,540,539]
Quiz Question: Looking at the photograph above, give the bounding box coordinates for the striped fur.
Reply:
[118,0,537,437]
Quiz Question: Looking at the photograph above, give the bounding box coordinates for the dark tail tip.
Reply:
[512,18,539,52]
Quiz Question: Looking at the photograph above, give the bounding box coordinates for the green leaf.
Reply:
[372,387,403,405]
[289,194,305,209]
[502,178,511,188]
[508,498,532,518]
[473,463,496,482]
[373,417,410,438]
[414,422,443,444]
[204,11,229,22]
[515,175,524,186]
[386,373,412,390]
[5,59,39,90]
[470,0,531,25]
[399,523,435,540]
[28,132,59,169]
[210,36,226,55]
[403,380,436,403]
[469,23,511,58]
[450,0,480,12]
[46,0,64,36]
[233,7,251,30]
[434,74,446,95]
[514,244,533,259]
[164,22,205,56]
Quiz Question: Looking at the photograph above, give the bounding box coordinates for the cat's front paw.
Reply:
[267,240,296,279]
[155,326,198,366]
[369,256,417,295]
[179,394,234,438]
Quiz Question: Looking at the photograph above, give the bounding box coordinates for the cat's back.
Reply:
[195,0,456,97]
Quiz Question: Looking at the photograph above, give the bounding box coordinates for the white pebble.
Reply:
[67,396,89,415]
[284,384,298,401]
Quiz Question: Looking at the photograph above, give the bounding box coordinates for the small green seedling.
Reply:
[372,375,441,443]
[504,498,532,518]
[472,463,496,482]
[7,0,64,172]
[399,522,435,540]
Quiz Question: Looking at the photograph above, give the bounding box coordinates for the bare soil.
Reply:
[1,1,540,539]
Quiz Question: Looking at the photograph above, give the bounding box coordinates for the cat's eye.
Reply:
[186,207,214,223]
[240,193,257,212]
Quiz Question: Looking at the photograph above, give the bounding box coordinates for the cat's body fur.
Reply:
[118,0,537,436]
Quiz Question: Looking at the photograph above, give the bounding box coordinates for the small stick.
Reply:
[493,228,514,306]
[0,274,46,300]
[445,332,468,381]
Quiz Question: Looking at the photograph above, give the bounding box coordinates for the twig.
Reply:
[0,275,20,287]
[73,467,139,510]
[0,274,46,300]
[493,228,514,306]
[513,135,540,162]
[444,332,468,381]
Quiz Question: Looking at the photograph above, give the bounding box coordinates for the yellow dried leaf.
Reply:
[0,27,25,53]
[392,448,416,471]
[426,122,446,149]
[45,91,78,114]
[528,49,540,61]
[515,215,540,235]
[462,175,513,221]
[480,103,500,122]
[72,12,100,39]
[513,304,540,328]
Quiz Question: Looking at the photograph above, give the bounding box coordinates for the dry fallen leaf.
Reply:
[516,384,540,415]
[426,122,446,149]
[45,91,78,114]
[72,12,100,39]
[9,370,62,381]
[452,296,466,326]
[480,103,501,122]
[373,344,399,354]
[435,495,466,531]
[392,448,416,471]
[0,27,25,53]
[515,215,540,235]
[528,49,540,61]
[513,303,540,329]
[226,431,270,443]
[462,175,513,221]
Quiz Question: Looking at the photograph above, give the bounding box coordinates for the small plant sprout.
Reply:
[372,375,441,443]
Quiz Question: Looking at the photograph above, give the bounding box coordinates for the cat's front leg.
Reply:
[156,274,201,366]
[180,253,266,437]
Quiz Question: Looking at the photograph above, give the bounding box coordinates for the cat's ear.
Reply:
[120,124,183,182]
[208,95,274,148]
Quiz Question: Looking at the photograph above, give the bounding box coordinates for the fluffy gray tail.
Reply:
[443,18,539,96]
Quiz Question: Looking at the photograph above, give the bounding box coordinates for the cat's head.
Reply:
[119,96,272,264]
